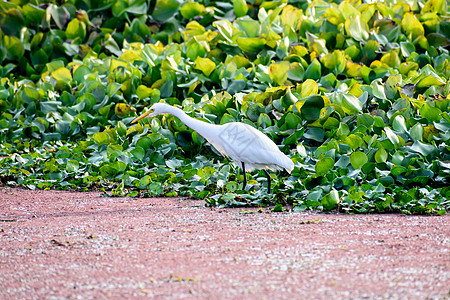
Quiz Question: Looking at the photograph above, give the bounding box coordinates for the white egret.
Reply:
[131,103,294,193]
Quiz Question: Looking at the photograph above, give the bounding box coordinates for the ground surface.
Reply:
[0,186,449,299]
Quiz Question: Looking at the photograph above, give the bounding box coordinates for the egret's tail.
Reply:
[283,156,294,174]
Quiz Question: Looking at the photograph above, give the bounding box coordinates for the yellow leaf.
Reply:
[323,7,344,26]
[269,61,290,86]
[151,79,165,89]
[194,57,216,76]
[188,81,201,94]
[115,103,136,116]
[136,85,154,100]
[52,67,72,88]
[119,49,142,62]
[348,83,363,97]
[127,123,143,136]
[300,79,318,98]
[236,37,265,53]
[422,0,447,14]
[345,61,362,78]
[225,55,250,68]
[380,50,401,68]
[110,59,128,72]
[401,12,424,41]
[370,60,389,69]
[290,45,308,57]
[281,5,303,28]
[150,41,165,55]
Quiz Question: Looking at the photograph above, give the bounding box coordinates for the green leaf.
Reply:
[284,113,302,129]
[40,101,61,114]
[152,0,179,22]
[296,144,307,157]
[233,0,248,18]
[384,74,402,100]
[272,203,283,212]
[304,59,322,80]
[93,132,111,145]
[304,127,325,142]
[420,104,442,122]
[345,134,363,150]
[100,163,118,178]
[139,175,152,188]
[316,157,334,176]
[384,127,400,148]
[116,121,127,136]
[300,95,324,121]
[213,20,234,43]
[3,36,25,61]
[381,50,401,68]
[66,160,79,173]
[257,113,272,128]
[0,8,24,36]
[180,2,204,19]
[372,80,387,100]
[65,19,86,41]
[410,123,423,141]
[350,151,368,169]
[375,147,388,163]
[73,65,92,83]
[236,37,265,53]
[344,45,360,60]
[409,141,435,156]
[340,94,362,115]
[392,115,407,133]
[399,63,419,76]
[281,88,298,108]
[322,190,339,211]
[49,4,70,30]
[131,147,145,160]
[391,165,408,177]
[136,85,154,100]
[347,15,369,42]
[322,50,346,75]
[400,41,415,58]
[136,136,152,150]
[227,80,246,95]
[287,62,304,82]
[416,74,446,89]
[160,80,173,98]
[362,40,379,63]
[234,18,260,38]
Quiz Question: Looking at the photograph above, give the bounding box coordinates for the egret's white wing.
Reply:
[210,122,293,172]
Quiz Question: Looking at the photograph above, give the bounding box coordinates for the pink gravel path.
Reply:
[0,186,449,299]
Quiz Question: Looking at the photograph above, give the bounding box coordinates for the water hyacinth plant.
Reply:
[0,0,449,214]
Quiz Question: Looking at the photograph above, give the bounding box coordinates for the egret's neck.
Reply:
[169,108,220,141]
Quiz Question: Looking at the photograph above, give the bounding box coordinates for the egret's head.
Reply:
[130,103,171,124]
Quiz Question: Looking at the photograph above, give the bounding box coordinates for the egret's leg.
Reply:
[263,170,271,193]
[241,162,247,190]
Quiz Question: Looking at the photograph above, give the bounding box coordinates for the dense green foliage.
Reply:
[0,0,449,214]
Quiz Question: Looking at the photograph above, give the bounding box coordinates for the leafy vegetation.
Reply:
[0,0,449,214]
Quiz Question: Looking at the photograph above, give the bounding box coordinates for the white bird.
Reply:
[131,103,294,193]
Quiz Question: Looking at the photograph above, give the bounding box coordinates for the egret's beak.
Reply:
[130,110,152,124]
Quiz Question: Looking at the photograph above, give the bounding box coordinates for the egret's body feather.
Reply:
[131,103,294,192]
